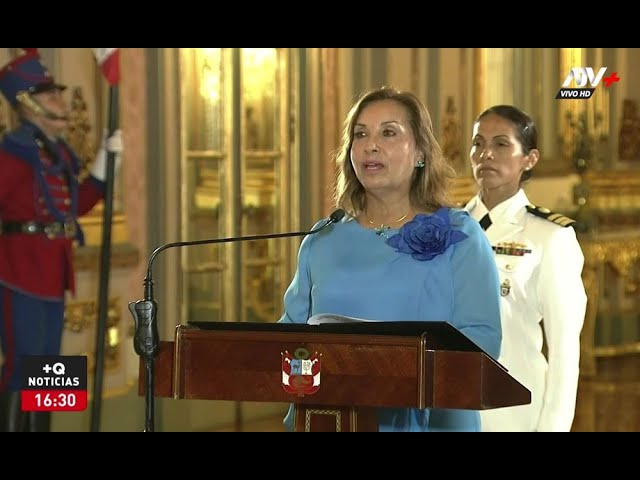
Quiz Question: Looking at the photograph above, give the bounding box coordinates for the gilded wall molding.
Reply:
[580,230,640,375]
[64,297,123,371]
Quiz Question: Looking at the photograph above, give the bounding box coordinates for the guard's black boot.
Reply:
[28,411,51,432]
[0,391,27,432]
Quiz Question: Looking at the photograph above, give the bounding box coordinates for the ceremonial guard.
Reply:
[0,49,120,431]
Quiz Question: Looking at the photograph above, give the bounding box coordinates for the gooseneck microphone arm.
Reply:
[129,209,345,432]
[143,208,345,302]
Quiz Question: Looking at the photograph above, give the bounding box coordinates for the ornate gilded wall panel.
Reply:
[67,245,140,397]
[579,230,640,379]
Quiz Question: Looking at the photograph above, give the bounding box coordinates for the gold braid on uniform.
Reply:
[526,204,576,227]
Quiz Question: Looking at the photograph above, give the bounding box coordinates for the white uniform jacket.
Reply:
[464,189,587,431]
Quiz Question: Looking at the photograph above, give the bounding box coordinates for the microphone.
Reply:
[127,208,345,431]
[145,207,344,303]
[132,207,345,356]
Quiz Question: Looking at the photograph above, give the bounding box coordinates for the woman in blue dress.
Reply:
[279,86,502,432]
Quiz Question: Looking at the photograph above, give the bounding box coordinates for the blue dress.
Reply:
[278,208,502,432]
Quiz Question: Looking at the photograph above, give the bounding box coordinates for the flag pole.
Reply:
[90,83,119,432]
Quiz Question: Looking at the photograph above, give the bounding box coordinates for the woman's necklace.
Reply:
[366,212,408,237]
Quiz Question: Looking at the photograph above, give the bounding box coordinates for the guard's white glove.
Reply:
[90,129,123,181]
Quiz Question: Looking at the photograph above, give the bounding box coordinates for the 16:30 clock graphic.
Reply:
[22,390,87,412]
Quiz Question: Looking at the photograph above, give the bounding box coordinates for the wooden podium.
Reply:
[141,321,530,432]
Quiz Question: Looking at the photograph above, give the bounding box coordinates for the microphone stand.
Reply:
[128,209,345,432]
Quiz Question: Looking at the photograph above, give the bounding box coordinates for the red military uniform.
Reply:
[0,124,104,299]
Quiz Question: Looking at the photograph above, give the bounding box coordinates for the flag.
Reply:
[92,48,120,86]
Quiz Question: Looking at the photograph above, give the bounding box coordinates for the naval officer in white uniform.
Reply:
[464,105,587,432]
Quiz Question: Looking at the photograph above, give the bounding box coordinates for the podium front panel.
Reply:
[174,327,424,408]
[141,323,530,412]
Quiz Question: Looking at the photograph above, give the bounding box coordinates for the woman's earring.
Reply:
[416,158,425,168]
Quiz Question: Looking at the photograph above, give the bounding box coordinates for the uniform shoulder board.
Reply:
[526,204,576,227]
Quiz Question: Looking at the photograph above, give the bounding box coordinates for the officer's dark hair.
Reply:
[473,105,538,183]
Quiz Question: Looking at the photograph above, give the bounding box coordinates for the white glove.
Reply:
[90,129,123,181]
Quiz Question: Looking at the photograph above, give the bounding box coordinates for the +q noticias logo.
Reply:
[556,67,620,99]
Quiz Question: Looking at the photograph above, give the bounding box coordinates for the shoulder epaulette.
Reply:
[526,204,576,227]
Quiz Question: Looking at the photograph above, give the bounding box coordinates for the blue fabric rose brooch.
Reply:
[386,208,468,261]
